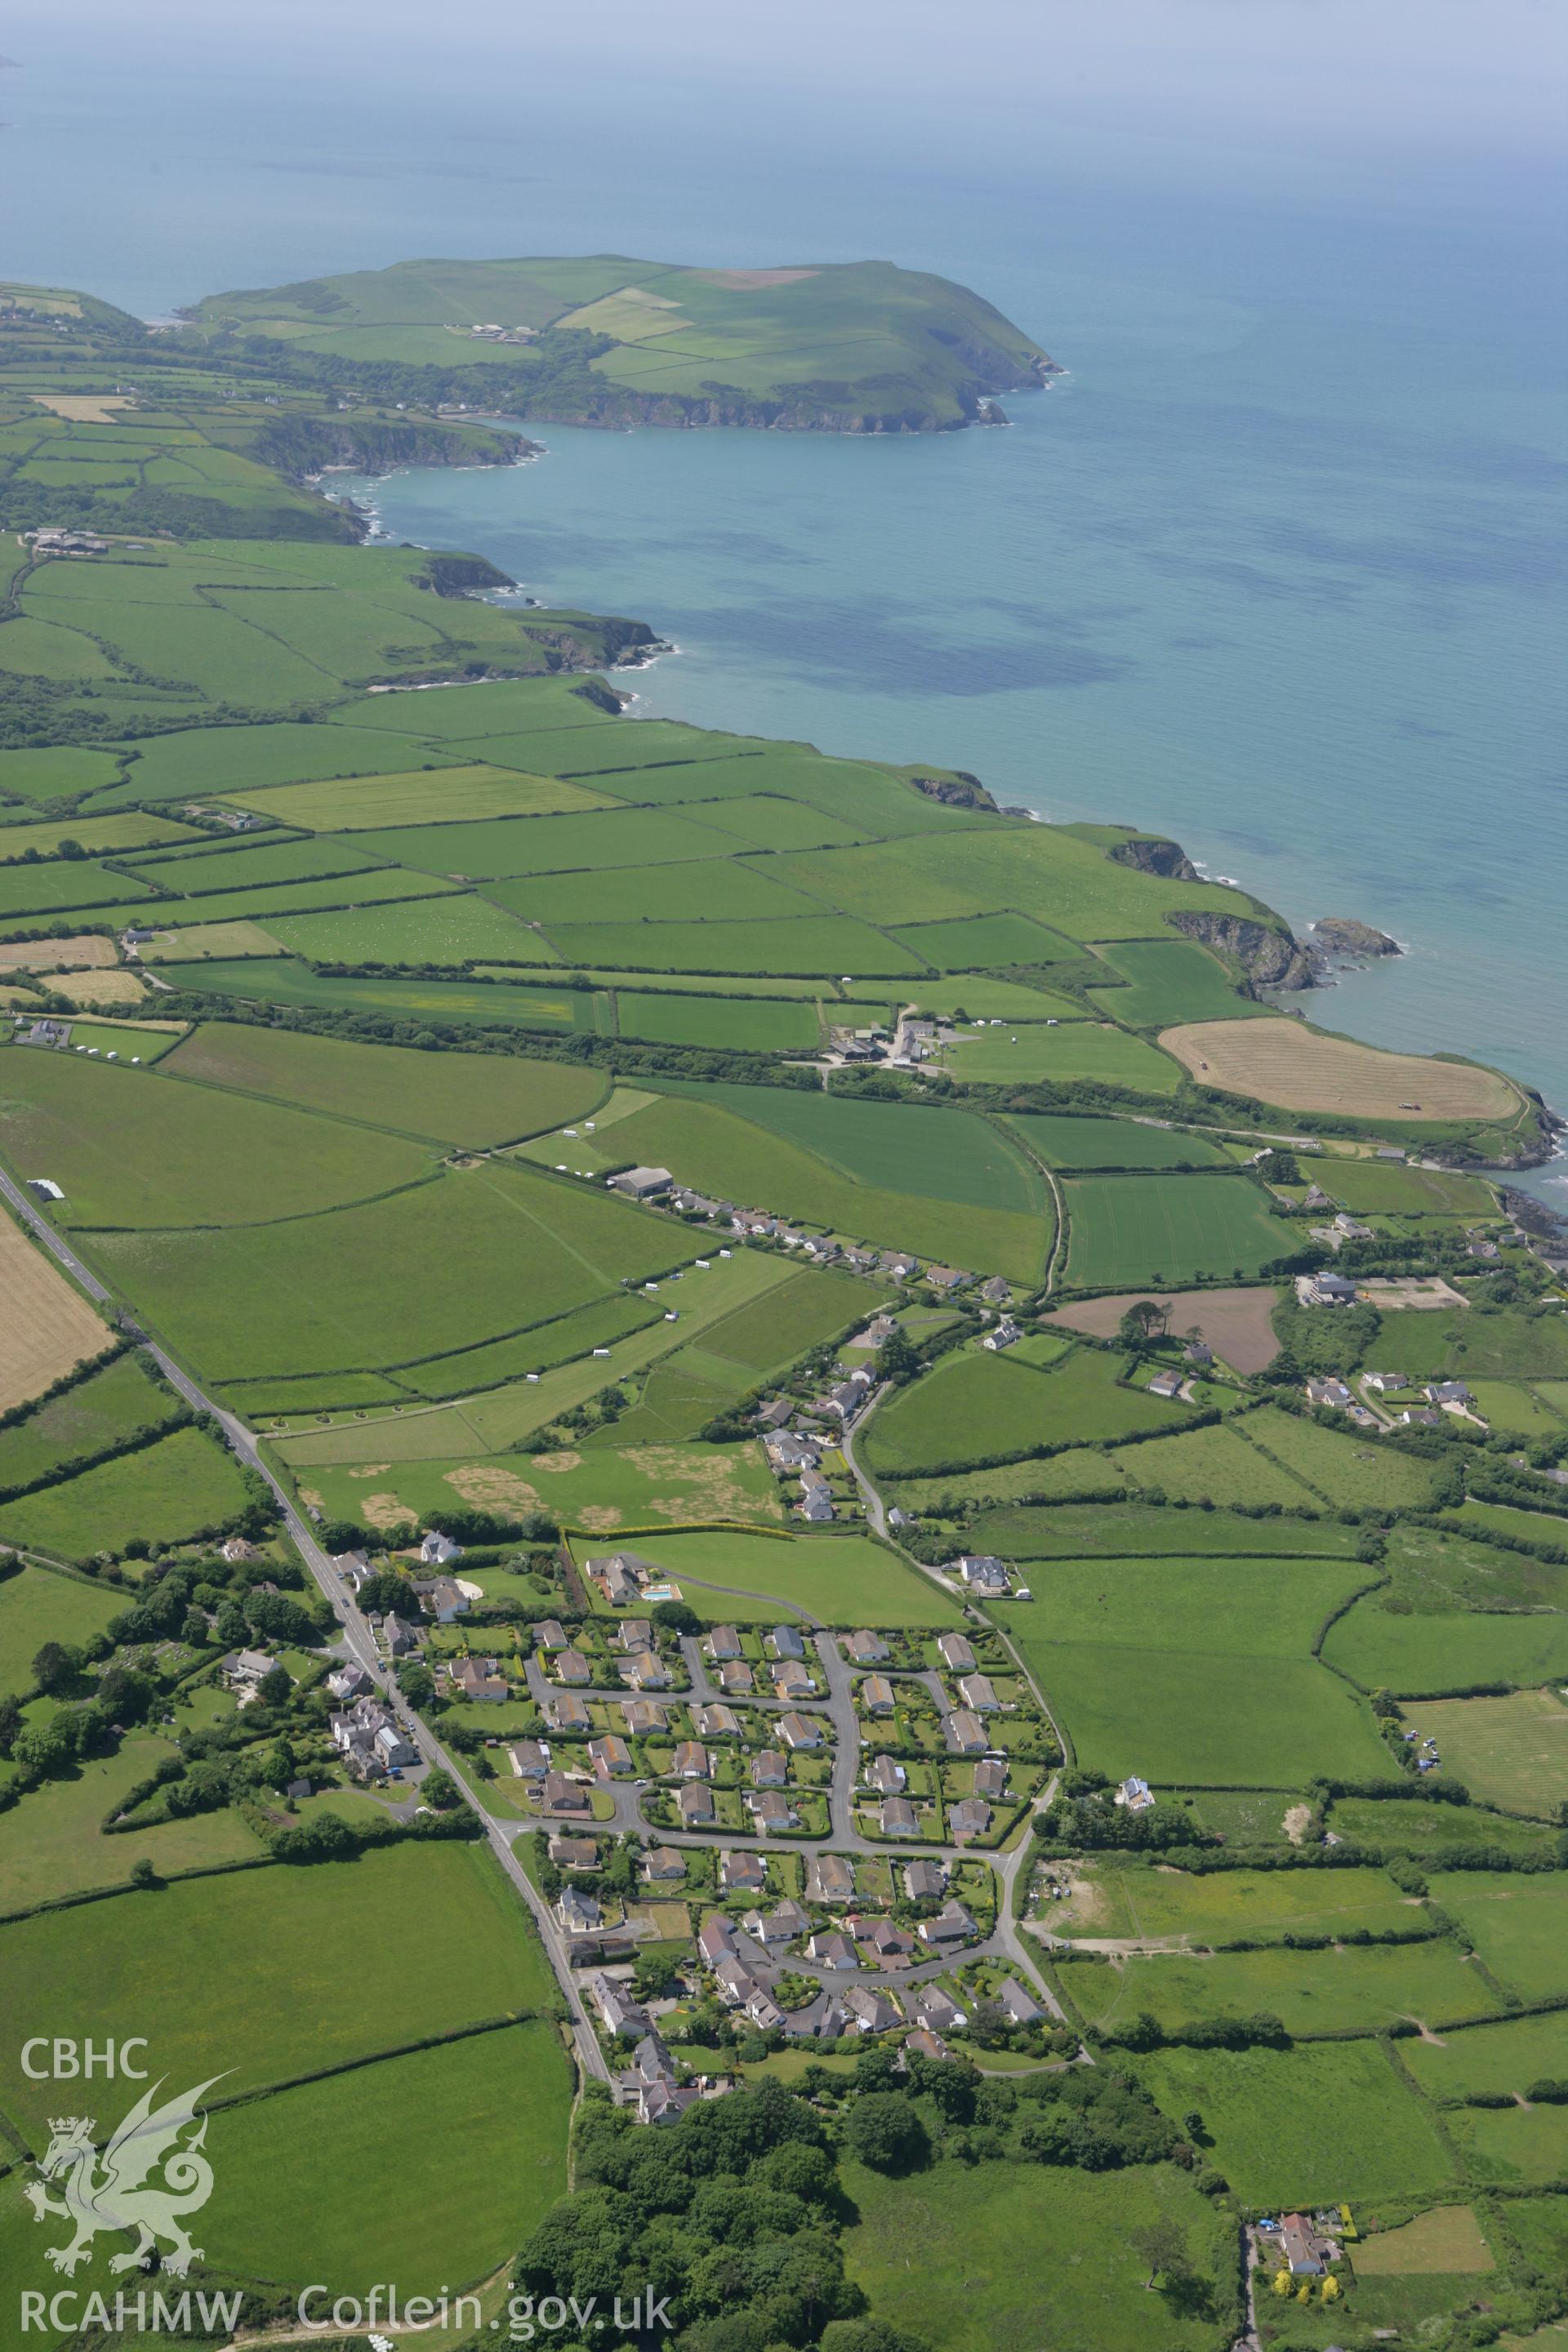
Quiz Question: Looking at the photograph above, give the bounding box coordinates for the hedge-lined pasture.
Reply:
[1241,1406,1446,1510]
[1048,1862,1414,1947]
[1403,2012,1568,2102]
[92,1163,686,1379]
[492,855,824,927]
[396,1290,666,1399]
[1138,2042,1458,2207]
[1398,1691,1568,1817]
[0,1563,122,1695]
[1085,938,1272,1028]
[1324,1796,1559,1861]
[0,1839,555,2141]
[1446,2101,1568,2185]
[199,2020,572,2298]
[227,763,612,831]
[0,1351,172,1492]
[1364,1307,1568,1383]
[163,1022,607,1147]
[0,1425,252,1558]
[972,1500,1359,1559]
[1430,1870,1568,2001]
[586,1527,964,1628]
[0,1045,434,1227]
[266,891,551,967]
[615,991,822,1053]
[889,912,1080,969]
[1063,1173,1288,1289]
[1073,1940,1497,2039]
[861,1346,1183,1475]
[940,1023,1183,1092]
[541,914,926,977]
[1005,1112,1232,1171]
[301,1437,782,1540]
[1321,1598,1568,1695]
[1107,1420,1317,1507]
[348,803,730,879]
[0,1732,263,1912]
[156,958,608,1031]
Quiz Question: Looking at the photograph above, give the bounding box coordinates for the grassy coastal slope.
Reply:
[185,255,1058,430]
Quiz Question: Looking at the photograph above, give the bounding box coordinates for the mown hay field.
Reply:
[0,1201,109,1411]
[1062,1173,1288,1289]
[939,1023,1183,1093]
[1399,1690,1568,1817]
[162,1022,608,1147]
[1160,1018,1521,1121]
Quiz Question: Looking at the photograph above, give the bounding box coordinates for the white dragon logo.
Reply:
[24,2075,228,2277]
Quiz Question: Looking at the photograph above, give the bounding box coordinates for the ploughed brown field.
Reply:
[1159,1018,1520,1121]
[1042,1285,1281,1374]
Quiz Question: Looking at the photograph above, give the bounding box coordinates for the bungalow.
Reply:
[805,1854,856,1904]
[773,1660,815,1699]
[621,1650,671,1691]
[942,1710,987,1756]
[841,1246,879,1276]
[865,1753,906,1796]
[844,1986,902,2034]
[913,1984,964,2033]
[858,1312,898,1347]
[1399,1406,1443,1428]
[880,1252,920,1281]
[800,1236,840,1267]
[220,1536,259,1566]
[555,1649,593,1686]
[818,1377,871,1421]
[880,1796,919,1838]
[697,1915,738,1966]
[616,1619,654,1652]
[719,1659,755,1696]
[997,1977,1042,2025]
[767,1433,820,1472]
[1279,2215,1328,2278]
[330,1548,372,1584]
[611,1165,673,1200]
[768,1624,807,1661]
[926,1266,970,1294]
[752,1748,788,1788]
[543,1691,590,1731]
[808,1931,858,1970]
[695,1704,742,1740]
[509,1739,550,1780]
[1306,1377,1354,1410]
[973,1757,1009,1801]
[1333,1212,1373,1238]
[705,1625,744,1661]
[536,1619,570,1651]
[750,1789,798,1833]
[556,1886,602,1934]
[778,1712,822,1751]
[642,1846,686,1882]
[1363,1370,1408,1393]
[1116,1775,1156,1814]
[678,1783,715,1826]
[918,1902,977,1948]
[958,1673,1000,1713]
[980,1316,1022,1352]
[902,1858,947,1901]
[956,1553,1009,1595]
[1185,1339,1214,1366]
[587,1731,630,1778]
[1147,1366,1183,1399]
[543,1770,590,1815]
[860,1675,897,1717]
[590,1976,648,2039]
[842,1628,889,1664]
[905,2029,951,2065]
[719,1849,768,1894]
[949,1798,991,1842]
[549,1834,598,1868]
[937,1632,976,1673]
[450,1657,509,1703]
[1427,1379,1476,1407]
[755,1396,795,1430]
[621,1698,667,1737]
[672,1740,710,1780]
[798,1485,835,1524]
[420,1531,465,1568]
[748,1898,808,1945]
[979,1276,1011,1307]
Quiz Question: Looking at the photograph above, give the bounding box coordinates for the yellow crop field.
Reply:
[1160,1018,1520,1121]
[0,1205,108,1412]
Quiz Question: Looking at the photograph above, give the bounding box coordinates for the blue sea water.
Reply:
[4,24,1565,1177]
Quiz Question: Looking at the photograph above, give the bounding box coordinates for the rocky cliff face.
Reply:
[909,772,999,813]
[1108,836,1200,883]
[1312,918,1401,959]
[254,416,537,482]
[1167,909,1321,991]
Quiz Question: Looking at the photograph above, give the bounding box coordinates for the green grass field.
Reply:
[1398,1690,1568,1816]
[1138,2042,1458,2207]
[0,1426,253,1558]
[1403,2011,1568,2102]
[1071,1939,1498,2039]
[1444,2100,1568,2186]
[395,1290,666,1399]
[1430,1869,1568,2001]
[0,1732,263,1911]
[0,1044,434,1227]
[299,1437,782,1539]
[265,890,550,966]
[1242,1407,1446,1512]
[1043,1860,1415,1946]
[0,1562,122,1695]
[492,853,825,927]
[1321,1597,1568,1695]
[92,1161,687,1379]
[541,912,925,976]
[199,2020,572,2297]
[1085,938,1266,1028]
[1063,1173,1289,1288]
[1367,1306,1568,1383]
[841,2154,1233,2352]
[862,1345,1186,1474]
[0,1839,557,2140]
[1296,1160,1498,1219]
[1324,1794,1558,1860]
[154,957,609,1031]
[161,1022,607,1147]
[348,802,730,878]
[1107,1419,1323,1508]
[889,911,1080,969]
[0,1352,173,1492]
[941,1023,1183,1092]
[614,990,822,1053]
[577,1527,964,1627]
[1005,1112,1233,1171]
[971,1500,1359,1559]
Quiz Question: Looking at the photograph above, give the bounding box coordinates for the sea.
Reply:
[5,25,1566,1194]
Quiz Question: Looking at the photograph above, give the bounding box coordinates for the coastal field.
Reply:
[1159,1018,1522,1120]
